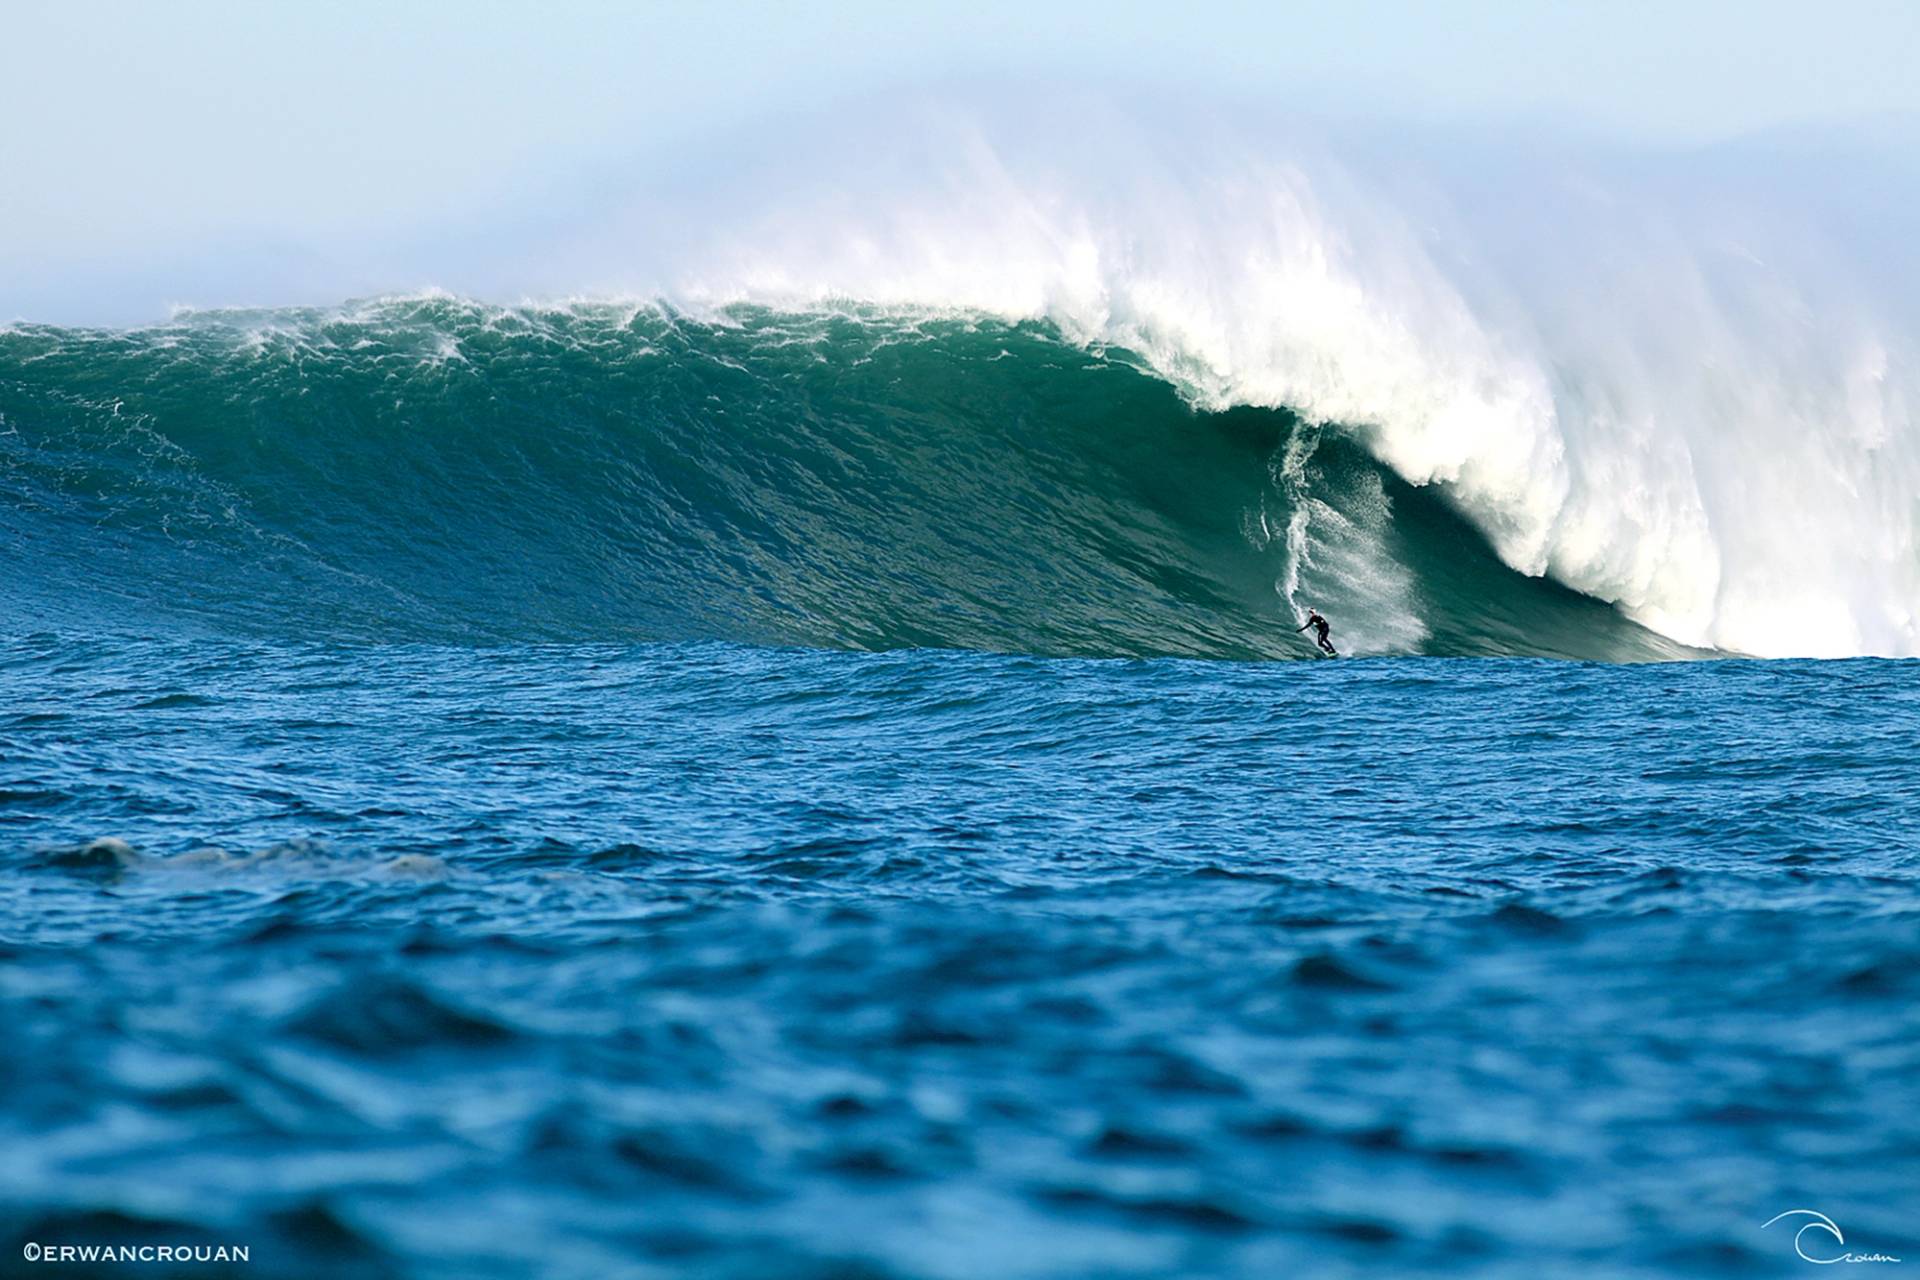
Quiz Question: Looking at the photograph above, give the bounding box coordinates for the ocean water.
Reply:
[3,301,1918,1277]
[4,638,1918,1277]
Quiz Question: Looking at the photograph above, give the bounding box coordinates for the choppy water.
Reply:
[5,635,1916,1277]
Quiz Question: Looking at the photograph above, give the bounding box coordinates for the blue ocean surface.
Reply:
[3,636,1916,1278]
[3,303,1918,1277]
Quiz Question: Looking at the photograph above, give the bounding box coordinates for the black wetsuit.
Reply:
[1298,613,1336,655]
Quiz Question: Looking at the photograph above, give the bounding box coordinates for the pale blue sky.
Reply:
[5,0,1918,321]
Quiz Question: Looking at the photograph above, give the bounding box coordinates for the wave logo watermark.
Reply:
[1764,1211,1900,1265]
[22,1242,250,1265]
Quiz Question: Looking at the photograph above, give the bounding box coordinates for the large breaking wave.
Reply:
[4,94,1916,658]
[3,299,1677,659]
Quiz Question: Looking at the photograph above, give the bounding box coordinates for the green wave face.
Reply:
[0,298,1683,659]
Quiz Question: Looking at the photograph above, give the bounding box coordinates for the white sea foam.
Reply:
[541,91,1917,657]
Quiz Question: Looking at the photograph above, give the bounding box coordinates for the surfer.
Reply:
[1297,609,1337,656]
